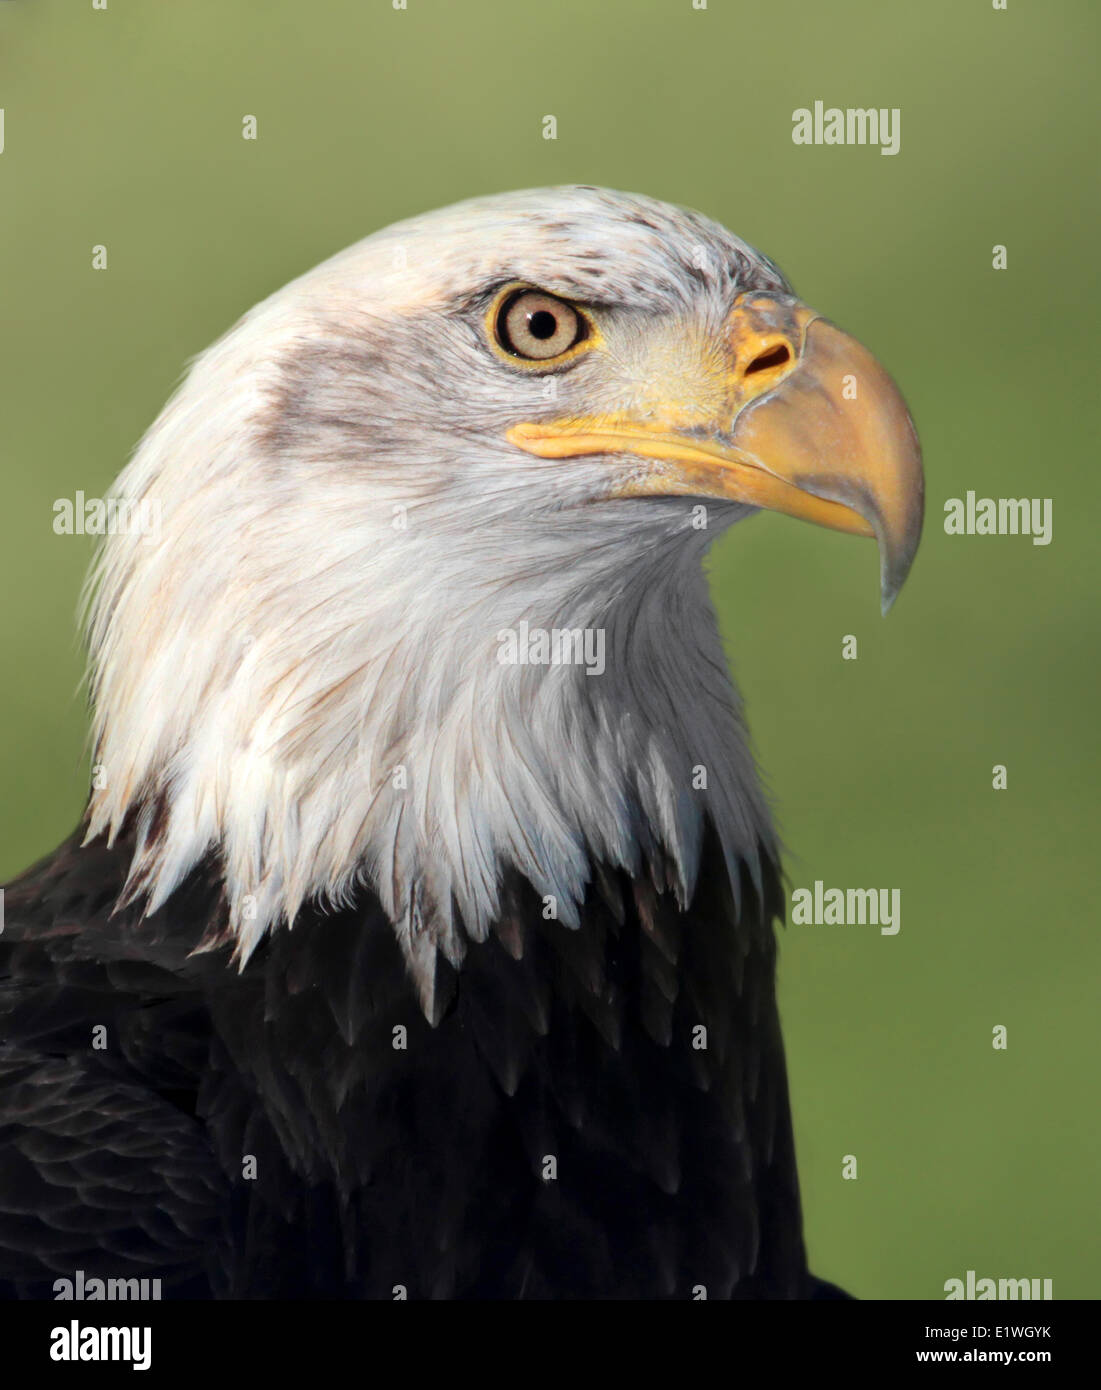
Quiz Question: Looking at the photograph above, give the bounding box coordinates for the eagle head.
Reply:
[82,186,923,1015]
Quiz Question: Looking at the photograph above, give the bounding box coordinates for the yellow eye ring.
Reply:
[486,285,598,368]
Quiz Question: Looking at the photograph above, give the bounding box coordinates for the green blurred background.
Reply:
[1,0,1097,1298]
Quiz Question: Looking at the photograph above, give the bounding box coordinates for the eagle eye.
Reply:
[494,289,587,362]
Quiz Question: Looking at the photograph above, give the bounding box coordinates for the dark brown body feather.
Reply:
[0,822,837,1298]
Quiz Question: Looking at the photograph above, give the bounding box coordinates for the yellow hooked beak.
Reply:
[507,292,924,612]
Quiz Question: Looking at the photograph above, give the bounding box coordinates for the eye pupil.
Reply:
[527,309,558,340]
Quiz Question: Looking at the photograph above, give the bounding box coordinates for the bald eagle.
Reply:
[0,187,922,1300]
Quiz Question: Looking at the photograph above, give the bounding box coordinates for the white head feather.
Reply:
[83,186,786,1008]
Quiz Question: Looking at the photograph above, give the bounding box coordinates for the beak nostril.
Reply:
[744,343,792,377]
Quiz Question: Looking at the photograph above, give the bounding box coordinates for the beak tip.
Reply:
[878,533,920,615]
[875,482,923,617]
